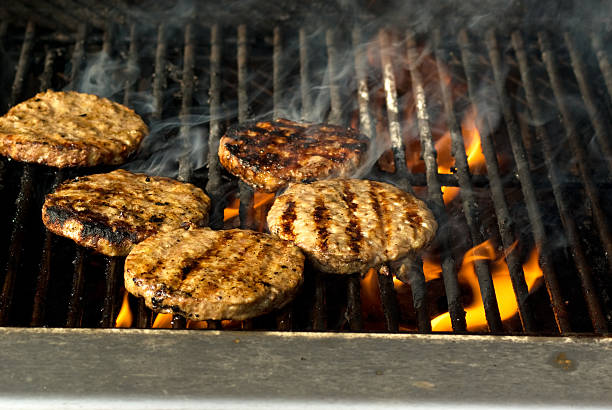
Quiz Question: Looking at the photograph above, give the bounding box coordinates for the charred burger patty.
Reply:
[218,118,369,192]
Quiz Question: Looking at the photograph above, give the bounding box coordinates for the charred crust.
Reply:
[220,119,370,189]
[280,201,297,241]
[44,204,139,246]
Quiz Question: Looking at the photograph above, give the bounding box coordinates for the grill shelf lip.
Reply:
[0,327,611,407]
[0,14,611,335]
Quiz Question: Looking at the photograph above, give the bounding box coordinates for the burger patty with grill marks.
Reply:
[218,118,370,192]
[42,169,210,257]
[124,227,305,321]
[267,179,438,274]
[0,90,148,167]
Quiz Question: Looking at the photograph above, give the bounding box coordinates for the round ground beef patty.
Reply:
[0,90,148,167]
[267,179,438,274]
[218,118,369,192]
[42,169,210,256]
[124,228,305,321]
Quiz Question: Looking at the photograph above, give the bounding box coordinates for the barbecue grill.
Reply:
[0,0,611,407]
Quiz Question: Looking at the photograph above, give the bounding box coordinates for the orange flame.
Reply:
[223,191,276,228]
[438,107,486,204]
[152,313,173,328]
[114,290,133,328]
[431,241,543,332]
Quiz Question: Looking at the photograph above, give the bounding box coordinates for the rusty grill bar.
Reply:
[0,16,611,336]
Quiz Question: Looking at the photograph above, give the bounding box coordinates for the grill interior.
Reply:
[0,1,611,335]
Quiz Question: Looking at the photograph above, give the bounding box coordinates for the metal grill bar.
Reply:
[100,258,120,328]
[65,248,86,327]
[406,30,465,334]
[9,20,35,107]
[352,28,400,332]
[538,31,612,276]
[30,171,64,326]
[326,29,343,126]
[326,29,362,331]
[485,29,569,333]
[68,23,86,90]
[433,29,503,333]
[590,32,612,105]
[378,29,434,332]
[152,23,166,121]
[273,26,282,119]
[122,24,137,106]
[205,24,225,230]
[237,24,256,231]
[458,29,536,332]
[299,28,312,121]
[0,164,35,325]
[510,31,609,333]
[177,22,196,183]
[564,32,612,174]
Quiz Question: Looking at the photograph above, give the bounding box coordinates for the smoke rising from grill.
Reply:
[62,0,612,253]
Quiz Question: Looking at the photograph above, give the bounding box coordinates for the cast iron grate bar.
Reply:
[8,20,35,108]
[406,30,466,334]
[30,171,64,326]
[326,29,362,331]
[433,29,503,333]
[237,24,256,231]
[531,31,609,333]
[65,248,86,327]
[0,164,35,325]
[538,31,612,283]
[485,29,569,333]
[100,257,121,328]
[458,29,536,332]
[590,32,612,106]
[152,23,167,121]
[564,32,612,174]
[378,29,436,332]
[353,27,400,332]
[205,24,225,230]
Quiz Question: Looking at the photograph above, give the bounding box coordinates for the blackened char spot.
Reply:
[313,196,330,252]
[342,182,362,255]
[45,205,139,246]
[281,201,297,241]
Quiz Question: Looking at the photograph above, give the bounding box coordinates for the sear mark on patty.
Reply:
[267,179,438,275]
[124,228,305,321]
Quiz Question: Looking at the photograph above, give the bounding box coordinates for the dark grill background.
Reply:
[0,1,611,335]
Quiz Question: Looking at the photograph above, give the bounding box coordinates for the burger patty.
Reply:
[267,179,438,274]
[218,118,369,192]
[125,227,305,321]
[42,169,210,256]
[0,90,148,167]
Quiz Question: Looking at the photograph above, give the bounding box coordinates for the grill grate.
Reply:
[0,13,611,335]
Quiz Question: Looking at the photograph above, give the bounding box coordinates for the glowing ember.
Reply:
[115,290,133,328]
[431,241,543,332]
